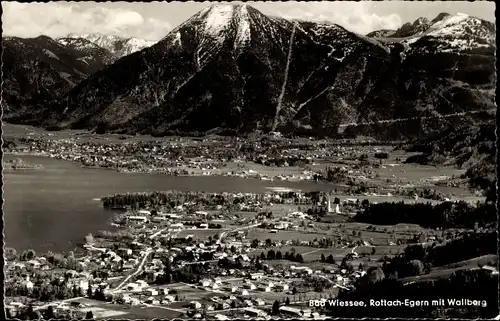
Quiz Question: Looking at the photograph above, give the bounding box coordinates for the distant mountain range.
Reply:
[3,5,496,139]
[57,33,156,61]
[2,33,155,115]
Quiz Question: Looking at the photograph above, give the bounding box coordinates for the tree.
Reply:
[321,254,326,262]
[4,247,17,261]
[21,249,36,261]
[371,247,377,255]
[285,297,291,305]
[276,251,283,260]
[46,305,56,319]
[87,283,93,298]
[409,259,425,276]
[267,250,276,260]
[85,310,94,319]
[272,300,280,315]
[85,233,94,245]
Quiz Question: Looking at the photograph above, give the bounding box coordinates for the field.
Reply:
[72,298,184,319]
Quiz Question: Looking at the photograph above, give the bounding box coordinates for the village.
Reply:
[4,129,476,201]
[5,189,443,320]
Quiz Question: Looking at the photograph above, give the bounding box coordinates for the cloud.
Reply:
[269,2,402,34]
[2,2,171,40]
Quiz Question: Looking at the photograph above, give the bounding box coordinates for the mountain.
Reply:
[368,12,495,52]
[59,34,156,59]
[10,6,496,139]
[56,36,117,64]
[1,35,109,115]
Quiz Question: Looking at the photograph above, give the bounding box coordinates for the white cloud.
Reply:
[269,2,402,34]
[2,2,171,40]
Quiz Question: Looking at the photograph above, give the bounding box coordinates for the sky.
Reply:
[3,1,496,40]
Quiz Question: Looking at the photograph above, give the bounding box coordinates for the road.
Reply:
[220,217,281,240]
[179,282,229,295]
[112,250,153,293]
[112,228,169,292]
[143,303,186,313]
[302,248,322,256]
[34,297,84,311]
[317,275,351,291]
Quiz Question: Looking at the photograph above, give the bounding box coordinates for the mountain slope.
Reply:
[2,35,109,115]
[13,7,497,139]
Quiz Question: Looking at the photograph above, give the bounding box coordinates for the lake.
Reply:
[3,155,333,253]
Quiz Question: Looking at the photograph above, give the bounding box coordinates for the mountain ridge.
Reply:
[5,5,496,139]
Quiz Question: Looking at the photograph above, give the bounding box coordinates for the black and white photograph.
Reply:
[1,0,497,319]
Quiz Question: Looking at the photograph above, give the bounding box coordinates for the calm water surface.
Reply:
[3,155,332,253]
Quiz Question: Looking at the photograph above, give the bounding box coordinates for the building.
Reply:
[243,283,256,290]
[253,298,266,306]
[274,283,289,292]
[144,288,158,296]
[190,301,202,309]
[250,272,264,280]
[127,216,148,223]
[258,285,271,292]
[280,306,311,317]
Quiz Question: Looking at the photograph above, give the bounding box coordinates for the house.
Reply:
[243,307,268,318]
[22,276,33,291]
[200,279,211,287]
[263,281,274,288]
[199,223,209,229]
[243,300,254,307]
[127,216,148,223]
[163,295,176,303]
[215,315,229,321]
[274,283,289,292]
[241,289,249,296]
[253,298,266,306]
[138,210,152,215]
[27,260,41,269]
[211,283,220,290]
[279,306,310,317]
[243,283,256,290]
[258,285,271,292]
[151,216,167,223]
[190,301,202,309]
[144,288,158,296]
[136,280,148,287]
[126,283,141,291]
[230,286,238,293]
[250,272,264,280]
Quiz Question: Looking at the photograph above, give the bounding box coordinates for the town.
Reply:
[5,187,497,319]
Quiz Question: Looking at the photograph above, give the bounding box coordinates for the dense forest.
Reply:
[353,201,496,229]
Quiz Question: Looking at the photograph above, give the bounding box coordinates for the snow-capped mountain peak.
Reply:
[368,12,495,54]
[60,33,156,59]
